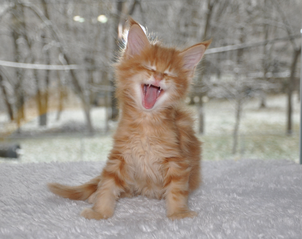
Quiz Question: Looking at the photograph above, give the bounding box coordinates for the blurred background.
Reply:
[0,0,301,163]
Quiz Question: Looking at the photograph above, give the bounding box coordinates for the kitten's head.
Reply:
[116,18,211,113]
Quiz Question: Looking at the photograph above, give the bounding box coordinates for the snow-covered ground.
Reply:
[0,107,110,136]
[0,107,114,163]
[0,94,300,164]
[204,94,300,135]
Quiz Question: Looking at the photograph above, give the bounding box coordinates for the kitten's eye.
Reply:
[143,65,156,74]
[164,70,177,78]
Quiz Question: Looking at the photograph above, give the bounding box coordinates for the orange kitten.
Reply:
[48,18,211,220]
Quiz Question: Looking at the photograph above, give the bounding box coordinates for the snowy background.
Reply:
[0,93,299,164]
[0,0,300,164]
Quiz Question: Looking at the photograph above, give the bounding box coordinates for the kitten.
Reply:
[48,18,211,220]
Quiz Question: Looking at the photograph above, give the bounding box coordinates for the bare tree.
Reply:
[271,0,301,135]
[0,0,300,139]
[0,73,14,121]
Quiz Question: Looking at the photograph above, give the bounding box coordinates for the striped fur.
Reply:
[48,18,210,220]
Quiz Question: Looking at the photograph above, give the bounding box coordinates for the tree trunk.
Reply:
[110,0,125,120]
[11,4,25,133]
[198,101,205,134]
[197,0,215,134]
[12,32,24,132]
[105,90,110,133]
[39,33,51,126]
[286,47,301,135]
[56,71,65,121]
[34,68,43,127]
[259,92,267,108]
[259,0,269,109]
[232,97,243,154]
[101,70,110,133]
[40,0,51,126]
[0,74,14,121]
[83,103,94,134]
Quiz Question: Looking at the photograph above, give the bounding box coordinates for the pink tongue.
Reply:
[144,86,158,109]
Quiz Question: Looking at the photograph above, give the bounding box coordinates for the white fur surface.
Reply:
[1,159,302,239]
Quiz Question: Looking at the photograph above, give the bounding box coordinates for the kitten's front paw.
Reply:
[80,208,112,220]
[168,210,198,220]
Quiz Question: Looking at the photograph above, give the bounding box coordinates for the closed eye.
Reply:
[142,64,156,72]
[164,70,177,78]
[142,65,177,78]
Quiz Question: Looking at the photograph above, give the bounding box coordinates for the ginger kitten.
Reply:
[48,18,211,220]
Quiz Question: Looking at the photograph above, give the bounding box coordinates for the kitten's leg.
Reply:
[164,157,197,220]
[81,178,121,219]
[81,155,128,220]
[175,108,202,191]
[87,192,96,204]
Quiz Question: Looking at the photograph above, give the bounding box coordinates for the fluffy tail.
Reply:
[47,175,101,201]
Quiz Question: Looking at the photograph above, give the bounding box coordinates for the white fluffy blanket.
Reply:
[1,159,302,239]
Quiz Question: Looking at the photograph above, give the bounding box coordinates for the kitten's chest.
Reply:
[122,127,177,183]
[124,133,164,169]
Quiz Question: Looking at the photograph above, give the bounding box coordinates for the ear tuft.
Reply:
[180,40,212,75]
[128,17,139,28]
[125,18,150,58]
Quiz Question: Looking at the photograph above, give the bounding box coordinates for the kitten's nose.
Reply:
[154,72,164,81]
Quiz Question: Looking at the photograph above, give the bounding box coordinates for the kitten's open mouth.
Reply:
[141,84,164,109]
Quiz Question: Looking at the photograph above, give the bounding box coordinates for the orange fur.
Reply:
[48,18,210,220]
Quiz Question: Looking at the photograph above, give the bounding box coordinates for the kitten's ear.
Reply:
[180,39,212,76]
[125,18,150,58]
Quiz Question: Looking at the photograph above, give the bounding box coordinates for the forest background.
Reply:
[0,0,301,163]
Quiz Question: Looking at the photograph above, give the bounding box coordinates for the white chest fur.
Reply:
[123,133,164,184]
[120,126,179,198]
